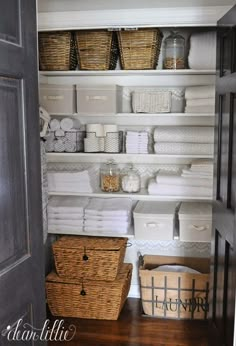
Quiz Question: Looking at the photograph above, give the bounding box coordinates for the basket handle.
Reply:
[80,280,86,296]
[83,246,89,261]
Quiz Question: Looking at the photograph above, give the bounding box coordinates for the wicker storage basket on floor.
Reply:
[117,28,163,70]
[46,263,132,320]
[38,31,77,71]
[75,30,119,70]
[52,236,128,281]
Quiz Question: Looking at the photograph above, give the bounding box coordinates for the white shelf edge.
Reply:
[49,113,215,118]
[39,69,216,77]
[48,189,213,202]
[48,227,134,238]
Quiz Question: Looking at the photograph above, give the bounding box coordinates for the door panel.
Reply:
[0,1,46,344]
[210,5,236,346]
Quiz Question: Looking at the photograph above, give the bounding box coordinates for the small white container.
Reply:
[76,85,122,114]
[39,84,76,114]
[133,201,176,240]
[179,202,212,242]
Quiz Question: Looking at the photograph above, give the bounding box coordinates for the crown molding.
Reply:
[38,5,231,31]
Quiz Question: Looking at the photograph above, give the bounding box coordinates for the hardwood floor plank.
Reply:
[47,298,208,346]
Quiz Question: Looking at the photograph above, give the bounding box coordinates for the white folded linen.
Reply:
[48,213,84,220]
[48,219,84,226]
[154,126,214,143]
[155,170,213,187]
[154,142,214,155]
[84,227,129,234]
[48,196,89,213]
[85,198,132,216]
[191,159,213,167]
[126,150,149,154]
[184,105,215,114]
[186,98,215,107]
[84,220,130,228]
[182,168,213,177]
[126,131,149,137]
[84,214,130,221]
[148,179,212,197]
[185,85,215,100]
[188,31,216,70]
[49,225,84,232]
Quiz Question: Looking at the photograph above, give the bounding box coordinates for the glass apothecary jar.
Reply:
[163,31,185,69]
[100,159,120,192]
[121,164,141,193]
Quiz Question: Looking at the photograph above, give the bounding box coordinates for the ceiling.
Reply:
[38,0,235,12]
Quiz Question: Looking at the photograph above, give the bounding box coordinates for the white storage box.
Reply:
[133,201,177,240]
[39,84,76,114]
[179,203,212,242]
[76,85,122,114]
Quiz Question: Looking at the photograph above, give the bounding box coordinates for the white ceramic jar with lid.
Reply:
[121,164,141,193]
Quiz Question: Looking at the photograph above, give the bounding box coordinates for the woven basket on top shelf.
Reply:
[117,28,163,70]
[75,30,119,70]
[52,236,128,281]
[38,31,77,71]
[46,263,132,320]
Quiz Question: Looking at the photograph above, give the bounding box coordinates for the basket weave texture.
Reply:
[46,263,132,320]
[118,28,163,70]
[52,236,128,281]
[75,30,119,70]
[38,31,77,71]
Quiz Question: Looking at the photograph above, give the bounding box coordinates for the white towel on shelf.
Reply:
[60,118,80,131]
[153,126,214,143]
[48,219,84,227]
[84,220,130,228]
[84,214,130,222]
[185,85,215,100]
[84,227,129,234]
[50,118,61,131]
[148,179,212,197]
[155,170,213,187]
[85,198,132,216]
[49,225,84,233]
[188,31,216,70]
[54,139,66,152]
[182,168,213,177]
[48,213,84,220]
[186,98,215,107]
[184,105,215,114]
[48,196,89,213]
[154,142,214,155]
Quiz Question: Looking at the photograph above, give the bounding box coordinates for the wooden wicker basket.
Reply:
[117,28,163,70]
[38,31,77,71]
[75,30,119,70]
[46,263,132,320]
[52,236,128,281]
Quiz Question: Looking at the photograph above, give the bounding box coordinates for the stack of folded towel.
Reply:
[184,85,215,114]
[126,131,149,154]
[153,126,214,155]
[47,196,89,232]
[47,168,96,193]
[188,31,216,70]
[148,159,213,198]
[84,198,132,234]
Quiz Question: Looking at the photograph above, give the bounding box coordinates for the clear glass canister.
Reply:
[163,31,185,69]
[121,164,141,193]
[100,159,120,192]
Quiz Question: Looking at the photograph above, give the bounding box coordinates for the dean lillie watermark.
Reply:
[1,319,76,342]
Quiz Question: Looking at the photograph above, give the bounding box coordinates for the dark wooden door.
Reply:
[209,5,236,346]
[0,1,46,344]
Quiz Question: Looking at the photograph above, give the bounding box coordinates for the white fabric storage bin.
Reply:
[133,201,176,240]
[39,84,76,114]
[76,85,122,114]
[179,202,212,242]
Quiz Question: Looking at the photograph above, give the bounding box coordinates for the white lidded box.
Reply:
[76,85,122,114]
[39,84,76,114]
[133,201,177,240]
[179,202,212,242]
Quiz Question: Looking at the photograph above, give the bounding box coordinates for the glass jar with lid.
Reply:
[121,164,141,193]
[163,31,185,69]
[100,159,120,192]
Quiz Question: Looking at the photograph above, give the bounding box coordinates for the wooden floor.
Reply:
[48,298,209,346]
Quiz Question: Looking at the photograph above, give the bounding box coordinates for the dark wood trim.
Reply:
[216,95,223,201]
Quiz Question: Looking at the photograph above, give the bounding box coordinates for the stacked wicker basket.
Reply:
[46,235,132,320]
[38,28,163,71]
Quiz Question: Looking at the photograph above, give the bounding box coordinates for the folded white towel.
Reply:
[184,105,215,114]
[182,168,213,177]
[48,219,84,226]
[191,159,213,167]
[49,225,84,233]
[84,220,130,228]
[84,228,128,234]
[188,31,216,70]
[154,142,214,155]
[185,85,215,100]
[84,214,130,221]
[186,98,215,107]
[48,196,90,213]
[148,179,212,197]
[156,170,213,187]
[154,126,214,143]
[48,213,84,220]
[85,198,132,216]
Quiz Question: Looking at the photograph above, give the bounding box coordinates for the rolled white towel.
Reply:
[60,117,81,131]
[55,129,65,138]
[154,126,214,143]
[154,142,214,155]
[156,170,213,187]
[186,98,215,107]
[188,31,216,70]
[54,139,65,152]
[185,85,215,100]
[184,105,215,114]
[50,118,60,131]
